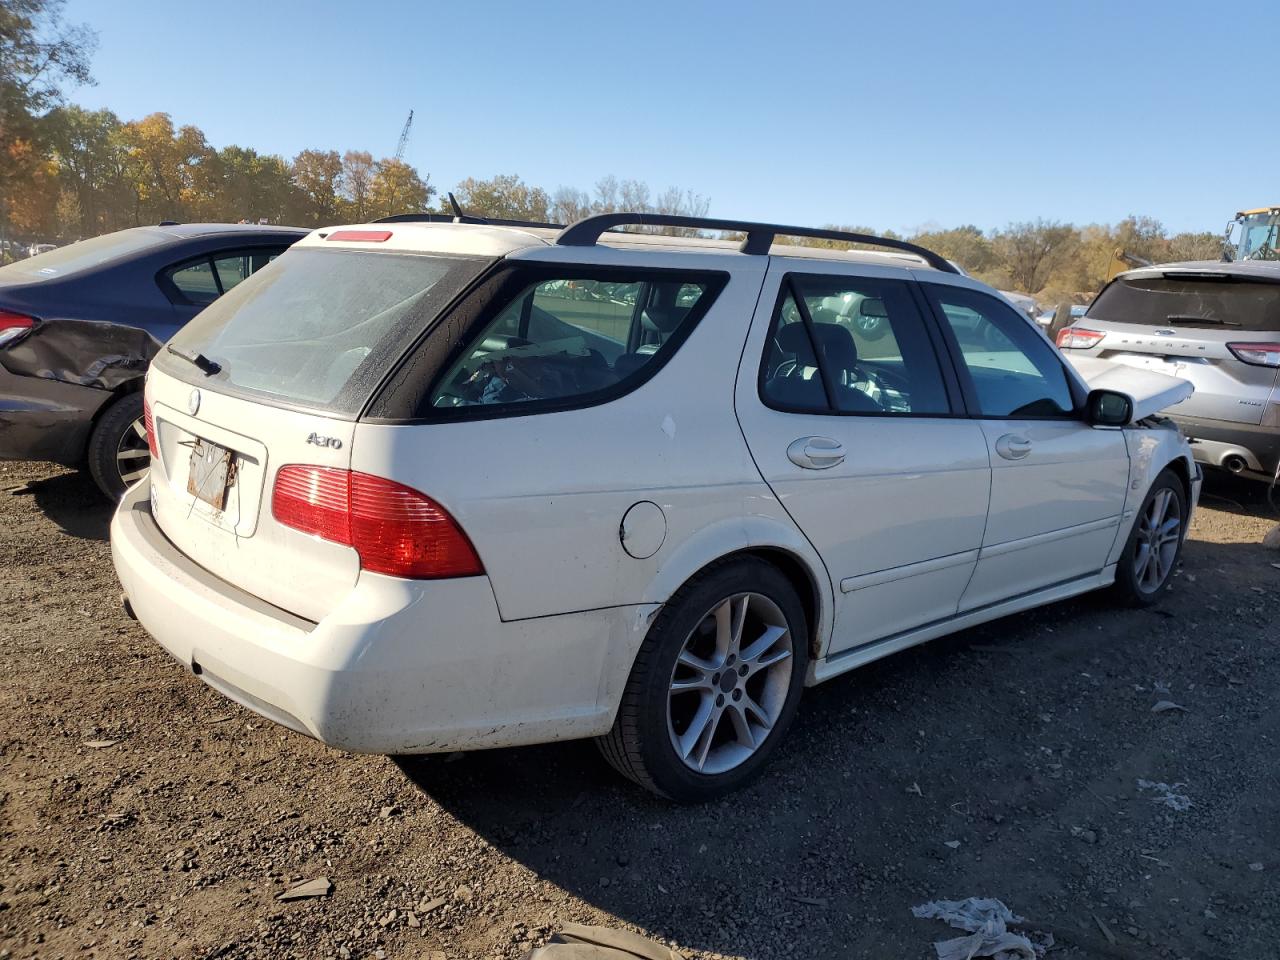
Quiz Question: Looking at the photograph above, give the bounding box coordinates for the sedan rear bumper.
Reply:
[111,481,640,753]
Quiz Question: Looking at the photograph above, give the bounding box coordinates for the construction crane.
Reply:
[393,110,413,163]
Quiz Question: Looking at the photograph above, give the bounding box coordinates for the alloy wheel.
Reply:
[115,416,150,486]
[1133,487,1182,593]
[666,592,794,775]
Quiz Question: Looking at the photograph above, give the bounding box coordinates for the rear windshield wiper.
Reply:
[166,343,222,375]
[1165,314,1241,327]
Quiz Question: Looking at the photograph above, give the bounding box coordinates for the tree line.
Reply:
[0,1,1224,303]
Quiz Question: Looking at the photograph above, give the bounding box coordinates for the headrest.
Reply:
[775,321,858,369]
[859,298,888,318]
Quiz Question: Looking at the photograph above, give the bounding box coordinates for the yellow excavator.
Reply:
[1224,205,1280,261]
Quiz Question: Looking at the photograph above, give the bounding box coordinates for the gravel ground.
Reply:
[1,459,1278,960]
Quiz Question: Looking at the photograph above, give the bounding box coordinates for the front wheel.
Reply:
[1113,469,1187,606]
[86,392,148,500]
[597,557,808,802]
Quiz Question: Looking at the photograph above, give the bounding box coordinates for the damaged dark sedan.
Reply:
[0,223,305,497]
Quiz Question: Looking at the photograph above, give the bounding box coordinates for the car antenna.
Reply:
[448,192,465,220]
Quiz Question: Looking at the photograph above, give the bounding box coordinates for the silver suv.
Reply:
[1058,261,1280,484]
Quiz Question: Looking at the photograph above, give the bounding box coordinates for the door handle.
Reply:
[787,436,846,470]
[995,434,1032,460]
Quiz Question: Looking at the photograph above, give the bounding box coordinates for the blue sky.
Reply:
[62,0,1275,235]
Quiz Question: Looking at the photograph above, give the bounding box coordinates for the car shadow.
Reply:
[22,469,113,540]
[1198,469,1278,520]
[390,594,1119,958]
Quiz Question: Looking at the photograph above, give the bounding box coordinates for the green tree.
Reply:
[448,173,550,221]
[211,146,298,223]
[42,104,123,235]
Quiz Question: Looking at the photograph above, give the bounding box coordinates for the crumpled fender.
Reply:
[0,319,162,391]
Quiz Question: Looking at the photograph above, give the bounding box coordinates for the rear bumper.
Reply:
[111,481,644,753]
[1171,414,1280,479]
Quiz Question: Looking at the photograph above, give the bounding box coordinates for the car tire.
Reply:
[597,556,809,802]
[1113,469,1187,607]
[87,392,148,501]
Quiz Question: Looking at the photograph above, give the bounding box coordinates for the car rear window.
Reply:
[0,229,169,284]
[1088,276,1280,331]
[157,248,489,415]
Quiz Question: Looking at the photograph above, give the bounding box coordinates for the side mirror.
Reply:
[1087,388,1132,426]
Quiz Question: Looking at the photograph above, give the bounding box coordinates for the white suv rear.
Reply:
[112,213,1200,801]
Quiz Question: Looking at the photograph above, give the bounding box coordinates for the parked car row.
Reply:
[100,213,1201,801]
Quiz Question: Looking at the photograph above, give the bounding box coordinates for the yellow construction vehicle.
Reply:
[1225,205,1280,261]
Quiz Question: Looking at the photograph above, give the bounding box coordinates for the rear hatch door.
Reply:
[1079,271,1280,425]
[146,241,491,621]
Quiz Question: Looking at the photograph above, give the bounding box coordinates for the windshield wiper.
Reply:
[166,343,222,375]
[1165,314,1240,327]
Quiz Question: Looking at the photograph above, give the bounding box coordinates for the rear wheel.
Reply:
[1113,469,1186,606]
[87,393,148,500]
[597,557,808,802]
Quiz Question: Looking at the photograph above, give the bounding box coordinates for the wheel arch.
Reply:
[86,376,144,440]
[639,515,835,660]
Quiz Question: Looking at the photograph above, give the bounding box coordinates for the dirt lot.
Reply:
[1,460,1278,960]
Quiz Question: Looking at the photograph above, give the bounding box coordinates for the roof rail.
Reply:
[374,212,566,230]
[555,213,958,273]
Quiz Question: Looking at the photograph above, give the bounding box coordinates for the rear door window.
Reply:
[164,247,288,306]
[1088,276,1280,331]
[760,275,951,415]
[427,270,725,415]
[168,260,222,305]
[927,285,1076,418]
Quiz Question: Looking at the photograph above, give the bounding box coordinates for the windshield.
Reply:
[1238,214,1280,261]
[0,228,169,284]
[158,248,490,415]
[1088,275,1280,331]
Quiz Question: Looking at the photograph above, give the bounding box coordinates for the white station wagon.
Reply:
[111,212,1201,801]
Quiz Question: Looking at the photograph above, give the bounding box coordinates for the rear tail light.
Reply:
[1056,327,1105,349]
[143,398,158,458]
[1226,342,1280,368]
[272,466,483,579]
[0,309,35,347]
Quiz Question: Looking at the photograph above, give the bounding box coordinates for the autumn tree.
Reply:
[0,0,95,239]
[991,220,1078,294]
[369,158,432,218]
[912,225,996,274]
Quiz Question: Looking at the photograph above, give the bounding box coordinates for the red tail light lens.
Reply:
[0,309,35,347]
[272,466,483,579]
[143,398,158,458]
[1056,327,1105,349]
[1226,342,1280,368]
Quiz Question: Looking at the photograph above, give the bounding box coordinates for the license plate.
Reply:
[187,440,235,511]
